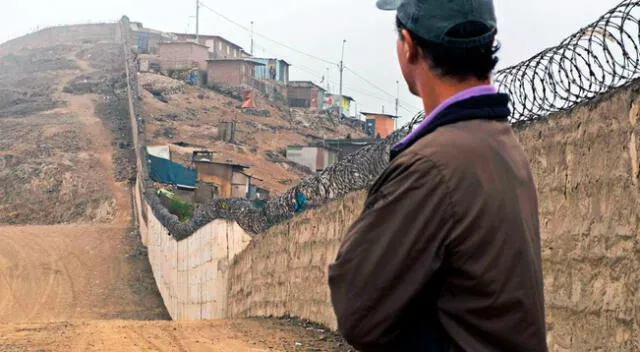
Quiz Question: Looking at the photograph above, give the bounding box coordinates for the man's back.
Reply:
[329,117,547,351]
[410,119,546,351]
[330,1,547,350]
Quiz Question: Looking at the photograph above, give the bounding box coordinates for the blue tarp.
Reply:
[147,154,197,187]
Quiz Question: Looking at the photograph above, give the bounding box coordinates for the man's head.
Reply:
[378,0,500,98]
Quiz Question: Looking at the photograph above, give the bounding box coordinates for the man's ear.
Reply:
[400,29,419,64]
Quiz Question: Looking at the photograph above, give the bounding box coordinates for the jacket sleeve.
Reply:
[328,156,454,351]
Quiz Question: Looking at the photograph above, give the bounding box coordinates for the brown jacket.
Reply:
[328,95,547,351]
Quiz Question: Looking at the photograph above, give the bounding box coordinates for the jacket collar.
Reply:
[390,93,511,160]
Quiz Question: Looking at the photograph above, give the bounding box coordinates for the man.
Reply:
[328,0,548,351]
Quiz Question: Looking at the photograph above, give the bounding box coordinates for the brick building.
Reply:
[173,33,248,59]
[362,112,398,139]
[158,41,209,70]
[207,58,265,88]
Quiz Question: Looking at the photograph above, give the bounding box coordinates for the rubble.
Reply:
[139,72,184,96]
[242,108,271,117]
[208,82,244,101]
[63,73,122,95]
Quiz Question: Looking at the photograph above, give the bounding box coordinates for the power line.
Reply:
[198,1,420,116]
[255,43,327,81]
[199,1,336,65]
[344,66,420,113]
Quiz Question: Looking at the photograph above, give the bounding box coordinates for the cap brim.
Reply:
[376,0,402,10]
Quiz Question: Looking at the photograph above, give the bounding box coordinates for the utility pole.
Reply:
[250,21,255,55]
[395,80,399,130]
[195,0,200,42]
[339,39,346,119]
[326,68,331,92]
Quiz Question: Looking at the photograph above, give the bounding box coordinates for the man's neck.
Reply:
[419,77,492,115]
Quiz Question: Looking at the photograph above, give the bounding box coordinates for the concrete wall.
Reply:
[515,85,640,351]
[227,191,366,329]
[225,83,640,350]
[122,17,254,321]
[144,199,252,320]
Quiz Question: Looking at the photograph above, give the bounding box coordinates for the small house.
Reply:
[362,112,399,139]
[287,81,326,109]
[253,58,290,84]
[322,93,355,117]
[193,152,253,199]
[207,58,265,88]
[286,145,338,172]
[173,33,246,59]
[131,22,176,54]
[158,41,210,71]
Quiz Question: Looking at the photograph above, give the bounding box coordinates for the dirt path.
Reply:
[65,93,131,224]
[0,224,168,323]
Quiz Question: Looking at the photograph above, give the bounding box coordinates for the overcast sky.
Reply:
[0,0,624,124]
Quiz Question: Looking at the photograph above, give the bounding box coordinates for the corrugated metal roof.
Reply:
[194,159,251,169]
[361,112,400,119]
[288,81,326,91]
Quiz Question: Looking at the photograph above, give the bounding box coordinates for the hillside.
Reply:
[0,31,135,224]
[140,72,367,194]
[0,23,356,352]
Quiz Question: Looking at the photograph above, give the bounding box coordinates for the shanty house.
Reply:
[253,58,290,84]
[193,153,253,199]
[158,41,210,70]
[287,81,326,109]
[323,93,355,117]
[207,58,265,88]
[286,145,338,172]
[362,112,398,139]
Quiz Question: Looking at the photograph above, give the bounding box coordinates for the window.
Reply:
[227,46,230,56]
[218,41,222,51]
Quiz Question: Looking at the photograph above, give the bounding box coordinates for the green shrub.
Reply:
[165,197,194,222]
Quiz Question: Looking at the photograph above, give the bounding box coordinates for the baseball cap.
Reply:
[377,0,497,48]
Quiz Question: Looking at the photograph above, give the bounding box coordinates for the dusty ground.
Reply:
[0,42,122,224]
[141,75,368,193]
[0,319,352,352]
[0,27,354,351]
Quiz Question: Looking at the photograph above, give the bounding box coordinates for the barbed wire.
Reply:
[494,0,640,122]
[137,0,640,238]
